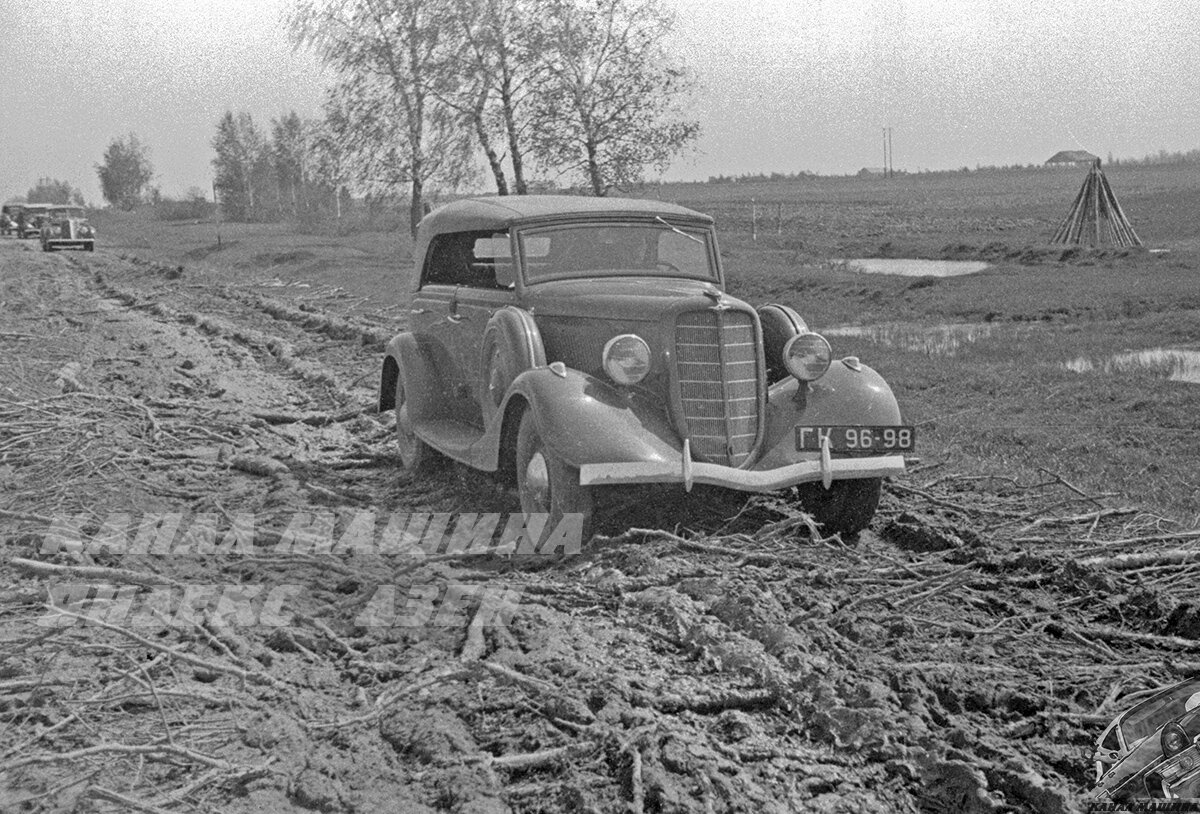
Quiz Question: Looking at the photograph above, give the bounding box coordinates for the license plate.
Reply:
[795,425,916,453]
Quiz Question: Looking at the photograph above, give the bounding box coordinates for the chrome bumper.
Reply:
[579,452,906,492]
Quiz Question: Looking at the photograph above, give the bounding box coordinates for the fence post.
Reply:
[751,198,758,241]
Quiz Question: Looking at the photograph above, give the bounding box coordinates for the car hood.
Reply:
[521,277,744,321]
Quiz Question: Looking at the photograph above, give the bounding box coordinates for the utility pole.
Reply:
[882,127,895,178]
[887,127,894,178]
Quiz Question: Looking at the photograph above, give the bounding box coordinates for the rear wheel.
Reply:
[515,410,593,545]
[795,477,882,536]
[393,368,433,471]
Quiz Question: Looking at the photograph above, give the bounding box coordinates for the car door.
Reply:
[411,230,515,428]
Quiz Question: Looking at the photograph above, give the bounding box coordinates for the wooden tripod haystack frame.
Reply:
[1051,159,1141,247]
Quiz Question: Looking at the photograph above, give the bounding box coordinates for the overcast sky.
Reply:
[2,0,1198,204]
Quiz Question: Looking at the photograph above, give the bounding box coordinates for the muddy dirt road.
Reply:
[3,241,1200,813]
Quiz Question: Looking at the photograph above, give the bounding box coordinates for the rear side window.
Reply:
[420,230,512,290]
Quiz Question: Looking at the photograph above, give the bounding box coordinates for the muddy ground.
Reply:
[3,239,1200,813]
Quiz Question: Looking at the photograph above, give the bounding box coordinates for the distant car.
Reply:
[19,203,54,239]
[379,195,913,537]
[40,206,95,252]
[1091,679,1200,801]
[0,203,23,237]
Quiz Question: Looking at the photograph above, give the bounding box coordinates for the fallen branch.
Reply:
[1079,548,1200,572]
[653,687,778,714]
[11,557,184,589]
[1082,625,1200,652]
[489,742,595,771]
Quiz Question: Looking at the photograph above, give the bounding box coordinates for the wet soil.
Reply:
[2,239,1198,813]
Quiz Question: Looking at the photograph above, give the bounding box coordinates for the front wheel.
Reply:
[795,477,882,536]
[515,410,593,544]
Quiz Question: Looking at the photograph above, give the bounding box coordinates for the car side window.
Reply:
[421,230,511,290]
[1100,724,1121,752]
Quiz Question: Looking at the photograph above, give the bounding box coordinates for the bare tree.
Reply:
[272,112,310,218]
[212,112,271,222]
[441,0,541,195]
[309,98,353,222]
[290,0,474,235]
[527,0,698,196]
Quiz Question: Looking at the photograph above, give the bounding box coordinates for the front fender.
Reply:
[756,361,902,469]
[477,367,683,471]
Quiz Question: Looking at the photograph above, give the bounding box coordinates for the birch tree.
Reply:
[527,0,698,196]
[290,0,474,235]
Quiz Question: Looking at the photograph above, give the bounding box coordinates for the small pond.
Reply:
[1063,349,1200,385]
[842,258,990,277]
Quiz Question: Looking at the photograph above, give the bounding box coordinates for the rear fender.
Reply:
[479,306,545,425]
[379,333,443,422]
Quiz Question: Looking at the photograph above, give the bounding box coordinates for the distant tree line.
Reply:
[23,177,85,206]
[1107,148,1200,167]
[707,171,817,185]
[204,0,698,233]
[210,110,345,226]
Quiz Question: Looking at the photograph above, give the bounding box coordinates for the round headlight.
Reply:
[602,334,651,385]
[1163,723,1191,756]
[782,332,832,381]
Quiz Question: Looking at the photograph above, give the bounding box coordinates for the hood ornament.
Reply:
[703,284,730,310]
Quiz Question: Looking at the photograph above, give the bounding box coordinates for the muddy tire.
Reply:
[393,368,433,471]
[795,477,882,536]
[515,410,593,542]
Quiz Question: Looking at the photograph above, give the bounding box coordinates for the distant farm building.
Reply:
[857,167,887,177]
[1045,150,1099,167]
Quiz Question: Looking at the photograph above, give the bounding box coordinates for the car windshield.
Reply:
[517,222,717,283]
[1120,682,1200,745]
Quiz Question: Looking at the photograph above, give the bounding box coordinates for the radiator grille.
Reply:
[674,309,760,466]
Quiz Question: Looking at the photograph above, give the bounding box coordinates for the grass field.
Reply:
[92,162,1200,525]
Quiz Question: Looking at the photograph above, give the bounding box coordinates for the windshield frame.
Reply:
[514,218,721,287]
[1118,682,1200,747]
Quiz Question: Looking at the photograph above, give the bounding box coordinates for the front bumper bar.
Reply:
[580,453,906,492]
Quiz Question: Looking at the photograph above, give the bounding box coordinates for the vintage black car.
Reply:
[40,206,95,252]
[380,196,913,537]
[1091,679,1200,801]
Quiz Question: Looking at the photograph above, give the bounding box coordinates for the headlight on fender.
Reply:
[1163,722,1191,757]
[782,332,832,381]
[602,334,651,385]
